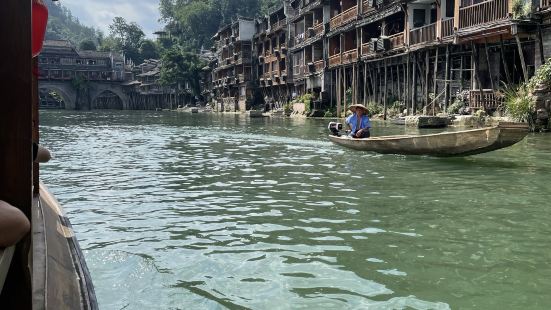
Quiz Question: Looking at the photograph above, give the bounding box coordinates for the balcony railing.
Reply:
[361,43,372,56]
[271,18,287,31]
[314,60,324,72]
[459,0,509,29]
[313,23,324,36]
[295,32,305,45]
[362,0,375,14]
[293,65,305,79]
[342,50,358,65]
[329,6,358,30]
[542,0,551,9]
[329,54,341,67]
[409,23,437,46]
[469,89,503,109]
[389,32,405,49]
[441,18,454,38]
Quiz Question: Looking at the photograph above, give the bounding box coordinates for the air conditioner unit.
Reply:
[377,37,390,51]
[369,39,378,52]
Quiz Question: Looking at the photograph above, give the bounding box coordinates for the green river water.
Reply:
[39,110,551,310]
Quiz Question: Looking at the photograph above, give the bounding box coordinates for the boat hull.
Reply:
[328,122,529,157]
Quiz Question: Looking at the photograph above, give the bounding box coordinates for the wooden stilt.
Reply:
[383,58,388,120]
[538,24,546,66]
[472,42,485,104]
[515,34,529,83]
[483,38,495,91]
[425,50,430,110]
[397,63,402,103]
[432,47,439,116]
[364,62,368,105]
[444,44,451,112]
[406,56,410,114]
[412,53,417,114]
[459,51,464,92]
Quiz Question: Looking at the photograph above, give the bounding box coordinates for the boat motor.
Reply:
[328,122,343,136]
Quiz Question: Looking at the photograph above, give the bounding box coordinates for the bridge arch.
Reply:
[91,90,124,110]
[90,84,129,110]
[38,85,77,110]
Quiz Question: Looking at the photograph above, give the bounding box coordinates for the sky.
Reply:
[61,0,163,38]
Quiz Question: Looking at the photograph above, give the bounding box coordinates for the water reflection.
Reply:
[40,111,551,309]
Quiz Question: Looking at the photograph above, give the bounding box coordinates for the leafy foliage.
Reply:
[447,99,465,115]
[511,0,531,19]
[79,40,97,51]
[104,17,146,64]
[45,1,101,45]
[159,0,279,51]
[504,84,535,123]
[366,101,382,117]
[527,58,551,90]
[159,48,206,96]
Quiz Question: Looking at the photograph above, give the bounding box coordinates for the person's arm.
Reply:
[0,201,30,247]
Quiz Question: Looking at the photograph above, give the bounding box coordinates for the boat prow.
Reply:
[328,122,529,157]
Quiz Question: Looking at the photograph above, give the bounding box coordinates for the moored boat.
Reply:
[328,122,529,157]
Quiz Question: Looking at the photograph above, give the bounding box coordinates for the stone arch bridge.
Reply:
[39,80,130,110]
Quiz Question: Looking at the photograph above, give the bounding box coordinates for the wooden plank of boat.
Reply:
[32,184,98,310]
[328,122,529,157]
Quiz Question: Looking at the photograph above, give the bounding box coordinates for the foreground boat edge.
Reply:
[32,184,98,310]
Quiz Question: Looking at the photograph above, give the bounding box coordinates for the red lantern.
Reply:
[32,0,48,58]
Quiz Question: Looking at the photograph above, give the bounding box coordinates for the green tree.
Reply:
[79,40,97,51]
[104,17,146,63]
[140,40,159,60]
[159,47,205,96]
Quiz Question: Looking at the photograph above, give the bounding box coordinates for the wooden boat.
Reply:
[328,122,529,157]
[0,1,97,308]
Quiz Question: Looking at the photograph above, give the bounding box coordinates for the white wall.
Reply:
[239,20,256,40]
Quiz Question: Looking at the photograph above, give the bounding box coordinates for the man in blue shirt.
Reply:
[346,104,371,138]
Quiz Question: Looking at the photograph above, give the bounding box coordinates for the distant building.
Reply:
[211,18,256,112]
[38,40,127,82]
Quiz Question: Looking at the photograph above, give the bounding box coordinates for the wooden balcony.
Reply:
[293,65,305,79]
[409,23,437,46]
[329,54,341,67]
[313,23,324,37]
[295,32,306,45]
[389,32,405,49]
[314,60,324,72]
[361,43,373,56]
[271,18,287,31]
[541,0,551,9]
[329,6,358,30]
[342,50,358,65]
[441,18,454,38]
[469,89,503,109]
[459,0,509,29]
[362,0,375,14]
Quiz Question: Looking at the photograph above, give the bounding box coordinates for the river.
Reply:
[39,110,551,309]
